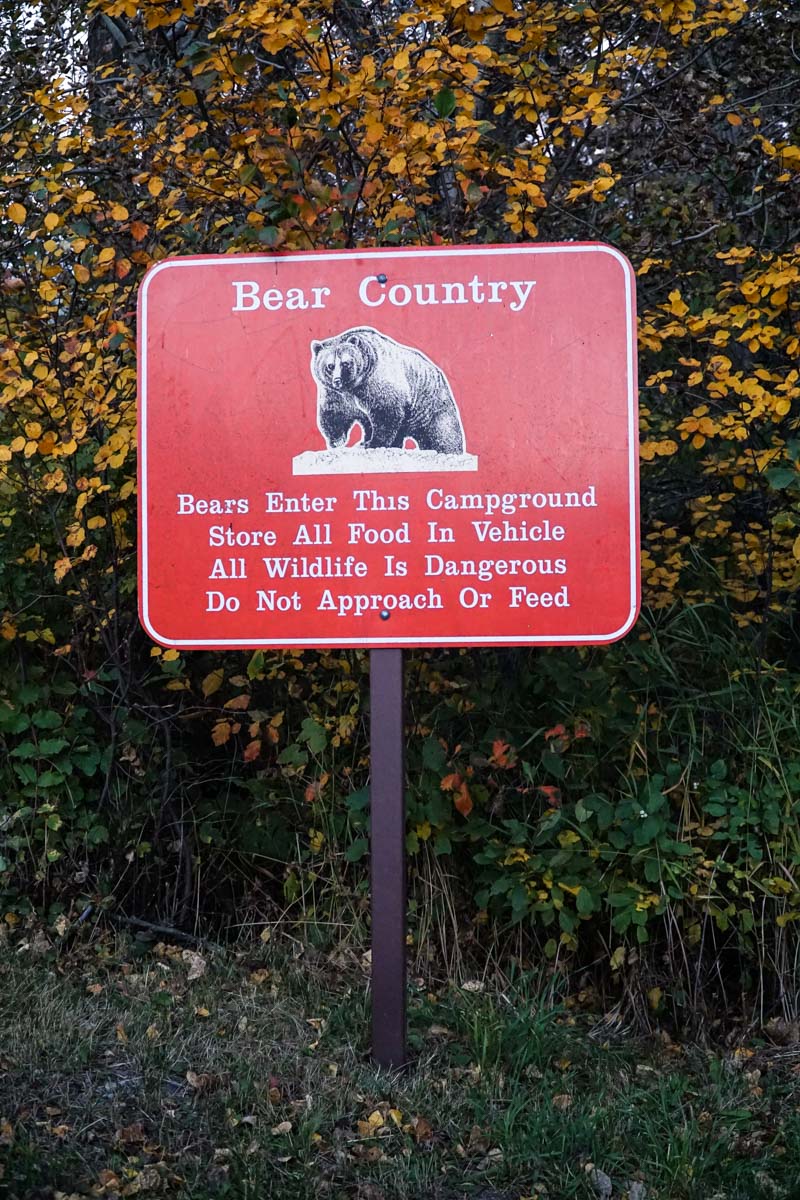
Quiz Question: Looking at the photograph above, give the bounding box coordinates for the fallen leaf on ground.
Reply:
[182,949,207,980]
[186,1070,226,1094]
[116,1122,145,1145]
[412,1115,433,1142]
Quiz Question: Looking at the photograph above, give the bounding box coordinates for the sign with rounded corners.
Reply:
[138,243,639,648]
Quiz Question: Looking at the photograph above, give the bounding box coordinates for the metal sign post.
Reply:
[369,647,406,1069]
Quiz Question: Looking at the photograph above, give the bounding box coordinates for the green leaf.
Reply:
[434,833,452,856]
[422,737,446,773]
[434,87,456,118]
[541,751,565,780]
[644,857,662,882]
[510,882,529,919]
[299,718,327,754]
[38,771,64,787]
[247,650,265,679]
[74,750,100,775]
[765,467,797,489]
[38,738,68,755]
[32,710,61,730]
[0,711,30,733]
[345,837,368,863]
[346,786,370,812]
[277,743,308,767]
[10,741,37,759]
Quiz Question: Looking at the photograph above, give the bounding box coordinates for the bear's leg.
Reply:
[414,411,465,454]
[363,411,403,450]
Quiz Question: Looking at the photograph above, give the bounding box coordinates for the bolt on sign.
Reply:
[138,244,639,648]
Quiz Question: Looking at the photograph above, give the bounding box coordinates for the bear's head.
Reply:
[311,334,367,391]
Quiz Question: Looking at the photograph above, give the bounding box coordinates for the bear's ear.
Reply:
[311,340,322,354]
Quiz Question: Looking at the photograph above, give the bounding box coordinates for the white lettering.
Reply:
[231,281,260,311]
[359,276,384,307]
[508,281,536,312]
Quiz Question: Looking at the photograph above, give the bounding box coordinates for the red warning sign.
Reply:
[138,244,639,648]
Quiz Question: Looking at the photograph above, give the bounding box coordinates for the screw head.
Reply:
[380,609,390,620]
[376,273,388,284]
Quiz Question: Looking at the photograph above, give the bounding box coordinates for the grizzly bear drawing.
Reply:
[310,327,466,455]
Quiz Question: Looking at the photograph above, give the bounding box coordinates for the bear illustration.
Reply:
[310,327,466,454]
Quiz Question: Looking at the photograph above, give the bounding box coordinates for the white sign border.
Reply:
[138,243,639,648]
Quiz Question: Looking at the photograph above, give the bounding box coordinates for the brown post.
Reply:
[369,647,406,1069]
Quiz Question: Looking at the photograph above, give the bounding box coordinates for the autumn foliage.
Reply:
[1,0,799,1007]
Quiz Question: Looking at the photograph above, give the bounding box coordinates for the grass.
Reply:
[1,930,798,1199]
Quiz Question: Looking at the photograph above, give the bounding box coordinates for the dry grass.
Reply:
[1,929,799,1199]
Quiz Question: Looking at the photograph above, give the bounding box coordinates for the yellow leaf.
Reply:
[793,535,800,561]
[610,946,626,970]
[7,202,26,224]
[44,212,59,231]
[211,720,232,746]
[648,986,663,1011]
[363,120,385,146]
[667,290,688,318]
[163,648,180,661]
[111,203,129,220]
[74,264,90,283]
[97,247,115,264]
[726,112,742,126]
[148,177,164,197]
[201,668,224,698]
